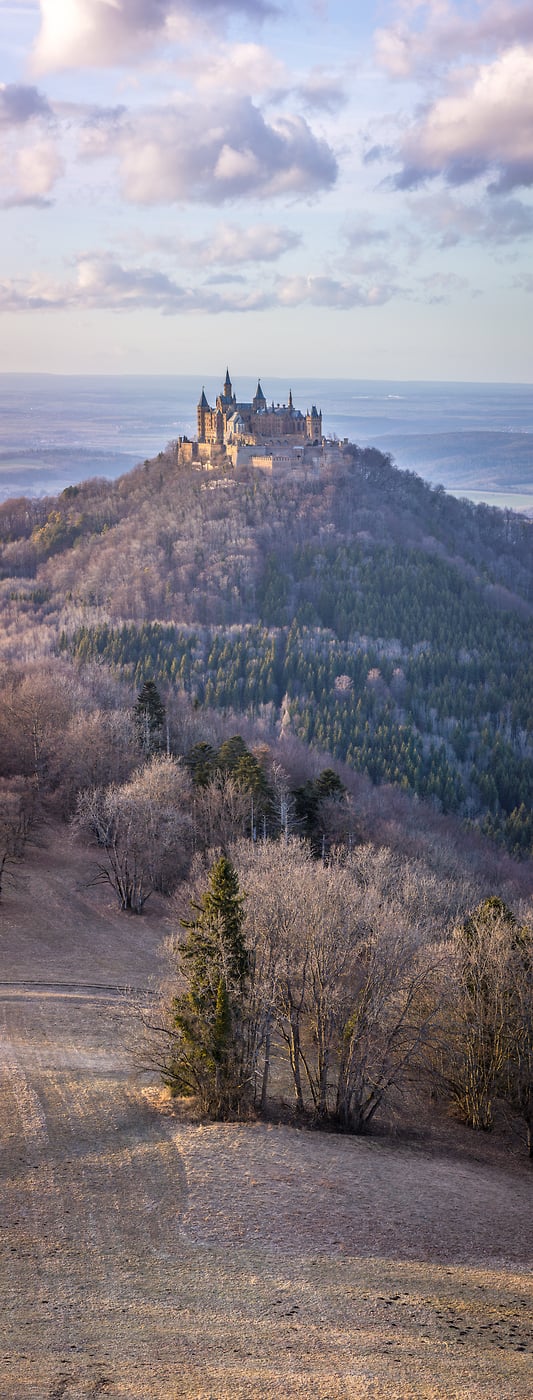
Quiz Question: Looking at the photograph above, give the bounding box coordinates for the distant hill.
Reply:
[1,441,532,855]
[385,429,533,494]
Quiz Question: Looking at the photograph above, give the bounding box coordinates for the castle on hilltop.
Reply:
[197,369,322,447]
[177,369,328,474]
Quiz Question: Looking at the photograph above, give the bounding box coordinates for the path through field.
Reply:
[1,834,532,1399]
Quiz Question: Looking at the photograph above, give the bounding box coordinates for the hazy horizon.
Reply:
[1,373,532,512]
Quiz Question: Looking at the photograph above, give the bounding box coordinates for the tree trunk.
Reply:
[288,1012,305,1112]
[260,1014,272,1113]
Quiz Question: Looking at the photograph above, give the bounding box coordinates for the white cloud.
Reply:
[0,137,64,206]
[393,44,533,189]
[31,0,274,72]
[80,97,337,203]
[214,144,260,183]
[174,221,302,265]
[191,43,287,95]
[375,1,533,79]
[0,251,400,314]
[277,274,395,307]
[0,253,273,312]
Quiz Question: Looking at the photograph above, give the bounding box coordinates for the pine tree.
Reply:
[133,678,165,754]
[166,856,252,1117]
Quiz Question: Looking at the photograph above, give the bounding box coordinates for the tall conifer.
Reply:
[168,856,251,1117]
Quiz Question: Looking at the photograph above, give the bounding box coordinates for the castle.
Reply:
[197,369,322,447]
[177,370,323,473]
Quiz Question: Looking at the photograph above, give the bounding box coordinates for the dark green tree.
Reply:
[166,856,253,1117]
[134,678,166,754]
[186,740,216,787]
[293,767,347,850]
[216,734,249,773]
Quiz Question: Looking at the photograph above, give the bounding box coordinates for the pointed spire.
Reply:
[224,367,232,396]
[198,386,209,409]
[254,379,266,401]
[289,389,293,408]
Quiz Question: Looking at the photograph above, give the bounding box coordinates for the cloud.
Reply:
[513,271,533,292]
[188,45,348,113]
[392,44,533,190]
[343,220,391,249]
[0,81,60,204]
[0,139,64,207]
[296,68,349,114]
[32,0,275,72]
[417,269,469,303]
[73,253,222,309]
[204,271,247,283]
[191,44,287,95]
[0,253,274,313]
[277,274,395,308]
[0,83,52,127]
[375,1,533,79]
[174,222,302,265]
[80,97,338,203]
[0,253,399,314]
[409,190,533,245]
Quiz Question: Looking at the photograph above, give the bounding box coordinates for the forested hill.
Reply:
[1,441,532,853]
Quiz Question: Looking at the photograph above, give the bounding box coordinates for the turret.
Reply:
[253,379,267,413]
[224,367,232,399]
[197,387,210,442]
[305,403,322,441]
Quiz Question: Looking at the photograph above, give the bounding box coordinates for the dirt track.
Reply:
[1,833,532,1399]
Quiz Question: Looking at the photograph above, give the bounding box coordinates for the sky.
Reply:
[0,0,532,380]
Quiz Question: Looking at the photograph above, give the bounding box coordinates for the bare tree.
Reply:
[334,920,438,1133]
[0,670,72,788]
[192,772,252,853]
[74,755,193,912]
[433,899,522,1132]
[50,707,137,816]
[235,839,440,1130]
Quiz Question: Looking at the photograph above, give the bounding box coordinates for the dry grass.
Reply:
[1,829,532,1399]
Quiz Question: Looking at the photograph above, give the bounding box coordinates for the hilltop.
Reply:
[1,440,532,856]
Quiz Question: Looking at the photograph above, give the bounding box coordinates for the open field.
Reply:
[1,832,532,1399]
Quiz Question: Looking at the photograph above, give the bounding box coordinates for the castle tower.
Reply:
[224,368,232,400]
[306,404,322,440]
[197,387,210,442]
[253,379,267,414]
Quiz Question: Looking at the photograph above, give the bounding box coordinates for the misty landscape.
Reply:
[1,375,533,511]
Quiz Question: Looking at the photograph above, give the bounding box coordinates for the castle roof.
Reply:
[198,388,210,409]
[254,380,266,401]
